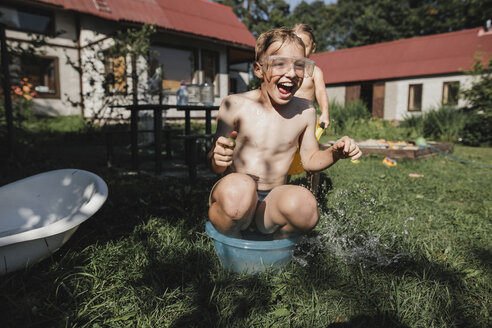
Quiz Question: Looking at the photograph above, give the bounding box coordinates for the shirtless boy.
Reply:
[208,28,361,239]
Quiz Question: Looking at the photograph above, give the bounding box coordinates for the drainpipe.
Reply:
[0,24,14,159]
[75,13,85,117]
[198,48,203,84]
[130,53,138,170]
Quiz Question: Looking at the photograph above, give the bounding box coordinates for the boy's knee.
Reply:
[214,174,257,221]
[281,187,319,231]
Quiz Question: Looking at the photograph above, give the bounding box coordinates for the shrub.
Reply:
[460,54,492,146]
[329,99,371,135]
[401,105,467,142]
[461,110,492,146]
[422,105,467,142]
[23,115,93,134]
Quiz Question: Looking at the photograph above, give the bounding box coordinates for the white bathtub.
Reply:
[0,169,108,274]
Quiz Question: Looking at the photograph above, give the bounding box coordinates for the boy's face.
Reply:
[255,41,306,106]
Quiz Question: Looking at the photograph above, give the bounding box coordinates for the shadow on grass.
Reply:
[130,225,273,327]
[1,129,486,327]
[471,247,492,273]
[326,313,410,328]
[294,247,482,327]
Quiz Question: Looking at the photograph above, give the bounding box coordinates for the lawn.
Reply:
[0,120,491,327]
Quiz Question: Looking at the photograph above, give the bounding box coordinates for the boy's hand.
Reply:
[212,131,237,168]
[332,136,362,160]
[318,113,330,128]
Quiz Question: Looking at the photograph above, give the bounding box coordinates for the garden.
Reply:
[0,93,491,327]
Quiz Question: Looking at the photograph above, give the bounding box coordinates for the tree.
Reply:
[65,24,156,123]
[462,54,492,113]
[215,0,290,36]
[460,54,492,146]
[329,0,492,49]
[287,1,336,52]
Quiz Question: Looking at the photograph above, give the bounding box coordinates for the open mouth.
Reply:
[277,82,295,98]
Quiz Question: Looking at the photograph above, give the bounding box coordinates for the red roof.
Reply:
[312,27,492,85]
[32,0,256,48]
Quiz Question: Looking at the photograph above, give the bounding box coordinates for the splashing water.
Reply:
[293,188,411,268]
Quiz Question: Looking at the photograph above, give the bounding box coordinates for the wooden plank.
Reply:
[320,141,454,159]
[372,83,385,119]
[345,84,361,103]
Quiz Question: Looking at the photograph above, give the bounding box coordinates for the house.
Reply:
[312,27,492,121]
[0,0,256,120]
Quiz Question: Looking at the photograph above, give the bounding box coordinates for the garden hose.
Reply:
[424,144,492,169]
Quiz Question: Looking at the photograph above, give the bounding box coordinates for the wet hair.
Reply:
[292,23,316,44]
[255,27,305,62]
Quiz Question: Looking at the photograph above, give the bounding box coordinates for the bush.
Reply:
[423,105,467,142]
[401,105,467,142]
[328,100,415,140]
[329,99,371,135]
[461,110,492,146]
[459,54,492,146]
[23,115,94,134]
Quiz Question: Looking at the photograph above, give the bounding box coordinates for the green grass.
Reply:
[0,119,491,327]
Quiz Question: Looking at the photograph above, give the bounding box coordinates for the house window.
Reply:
[442,81,460,106]
[104,55,127,94]
[0,6,55,35]
[408,84,422,111]
[202,50,219,95]
[150,46,195,92]
[18,55,59,98]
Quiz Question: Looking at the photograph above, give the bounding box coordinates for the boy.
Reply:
[208,28,361,239]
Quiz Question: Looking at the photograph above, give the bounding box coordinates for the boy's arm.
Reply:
[299,107,361,172]
[207,96,237,174]
[314,66,330,128]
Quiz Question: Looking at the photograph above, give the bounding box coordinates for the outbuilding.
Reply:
[312,26,492,121]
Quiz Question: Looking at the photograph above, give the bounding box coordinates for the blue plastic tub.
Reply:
[205,221,302,273]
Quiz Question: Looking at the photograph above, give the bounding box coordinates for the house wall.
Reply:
[4,6,250,121]
[326,85,346,105]
[6,10,82,116]
[325,74,475,121]
[384,74,474,121]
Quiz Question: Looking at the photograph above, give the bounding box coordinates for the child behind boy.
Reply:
[208,28,361,239]
[292,23,329,128]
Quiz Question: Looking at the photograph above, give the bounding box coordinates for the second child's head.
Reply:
[254,28,314,105]
[292,24,316,58]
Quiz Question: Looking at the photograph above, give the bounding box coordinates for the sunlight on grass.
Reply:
[0,118,491,327]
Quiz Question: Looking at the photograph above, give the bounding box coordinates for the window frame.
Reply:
[149,44,196,93]
[201,49,220,96]
[18,55,60,99]
[442,81,460,106]
[407,83,423,112]
[0,5,55,35]
[103,53,128,95]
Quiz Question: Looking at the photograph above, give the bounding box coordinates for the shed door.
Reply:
[345,85,361,104]
[372,83,385,119]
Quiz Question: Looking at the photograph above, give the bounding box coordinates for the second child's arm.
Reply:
[314,66,330,128]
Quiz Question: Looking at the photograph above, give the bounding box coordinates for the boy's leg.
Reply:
[209,173,258,238]
[255,185,319,239]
